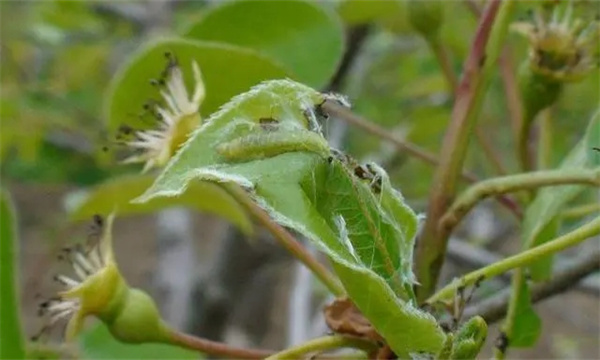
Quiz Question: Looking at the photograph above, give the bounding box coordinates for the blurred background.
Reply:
[1,0,598,359]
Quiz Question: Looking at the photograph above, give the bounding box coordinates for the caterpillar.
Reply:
[216,129,330,162]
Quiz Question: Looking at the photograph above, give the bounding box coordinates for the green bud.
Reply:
[450,316,488,360]
[407,0,444,40]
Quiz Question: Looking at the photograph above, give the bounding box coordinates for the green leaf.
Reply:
[0,190,25,359]
[184,0,344,89]
[509,279,541,347]
[67,174,252,235]
[106,38,289,132]
[336,0,402,25]
[79,322,198,360]
[136,80,446,357]
[523,110,600,280]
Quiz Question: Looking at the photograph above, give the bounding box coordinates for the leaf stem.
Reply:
[440,168,600,233]
[223,183,345,296]
[427,214,600,304]
[414,0,515,302]
[167,327,274,359]
[264,336,377,360]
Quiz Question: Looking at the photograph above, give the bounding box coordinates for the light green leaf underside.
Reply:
[184,0,344,89]
[522,109,600,280]
[137,80,445,357]
[105,38,289,132]
[79,322,198,360]
[68,174,253,235]
[0,190,25,359]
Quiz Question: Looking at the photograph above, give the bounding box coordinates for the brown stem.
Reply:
[414,0,507,302]
[427,29,508,178]
[167,327,274,359]
[467,0,523,153]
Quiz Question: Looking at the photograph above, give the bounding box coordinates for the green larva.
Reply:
[217,129,330,162]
